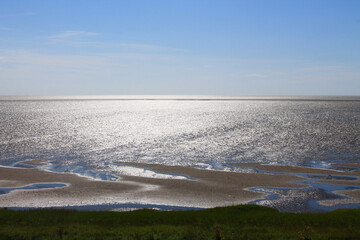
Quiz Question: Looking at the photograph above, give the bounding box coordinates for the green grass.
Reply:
[0,205,360,239]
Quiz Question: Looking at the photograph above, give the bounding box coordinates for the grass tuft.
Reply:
[0,205,359,239]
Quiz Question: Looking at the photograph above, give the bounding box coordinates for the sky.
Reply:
[0,0,359,96]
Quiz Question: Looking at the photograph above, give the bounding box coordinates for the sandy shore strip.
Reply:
[229,162,352,175]
[1,162,360,210]
[115,162,309,208]
[0,163,308,209]
[230,162,360,184]
[0,166,143,208]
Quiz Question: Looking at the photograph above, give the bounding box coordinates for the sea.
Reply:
[0,95,359,181]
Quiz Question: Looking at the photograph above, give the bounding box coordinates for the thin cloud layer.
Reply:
[1,47,359,95]
[48,30,100,41]
[0,1,359,95]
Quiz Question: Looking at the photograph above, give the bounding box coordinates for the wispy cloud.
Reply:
[0,49,108,68]
[246,73,268,78]
[1,48,359,95]
[0,48,247,93]
[115,43,188,53]
[44,31,189,56]
[46,31,187,53]
[47,30,100,42]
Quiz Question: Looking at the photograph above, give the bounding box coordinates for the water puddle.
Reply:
[112,163,195,180]
[246,169,360,212]
[0,183,67,195]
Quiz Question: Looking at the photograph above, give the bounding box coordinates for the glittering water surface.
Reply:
[0,96,359,179]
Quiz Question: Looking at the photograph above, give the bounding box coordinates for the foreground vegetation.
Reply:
[0,205,360,240]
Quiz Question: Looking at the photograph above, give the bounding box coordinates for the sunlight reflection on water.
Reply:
[0,96,359,179]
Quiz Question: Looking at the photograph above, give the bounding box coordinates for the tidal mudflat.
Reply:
[1,162,360,212]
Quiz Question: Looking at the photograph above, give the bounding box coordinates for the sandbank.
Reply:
[1,162,360,210]
[229,162,346,175]
[231,162,360,185]
[0,163,305,209]
[115,162,308,207]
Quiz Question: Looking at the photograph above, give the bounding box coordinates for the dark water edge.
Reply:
[5,201,360,213]
[5,203,203,212]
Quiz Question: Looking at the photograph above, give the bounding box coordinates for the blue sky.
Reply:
[0,0,359,95]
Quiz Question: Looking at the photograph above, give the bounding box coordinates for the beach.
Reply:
[1,162,359,211]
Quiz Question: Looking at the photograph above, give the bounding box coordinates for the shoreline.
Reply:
[1,162,360,211]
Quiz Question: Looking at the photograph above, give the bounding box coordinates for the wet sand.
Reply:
[230,162,360,210]
[0,162,359,209]
[116,163,308,207]
[0,166,142,208]
[230,162,360,186]
[230,162,347,175]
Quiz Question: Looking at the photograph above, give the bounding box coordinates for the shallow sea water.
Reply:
[0,95,359,180]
